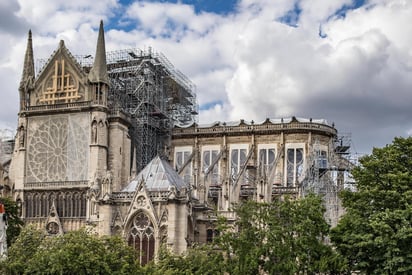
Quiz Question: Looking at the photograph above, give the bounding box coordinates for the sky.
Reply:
[0,0,412,156]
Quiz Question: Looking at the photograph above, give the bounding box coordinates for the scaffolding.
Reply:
[38,47,198,173]
[0,129,14,165]
[300,133,354,226]
[104,48,198,172]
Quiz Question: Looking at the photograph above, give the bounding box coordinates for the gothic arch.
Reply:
[126,211,156,265]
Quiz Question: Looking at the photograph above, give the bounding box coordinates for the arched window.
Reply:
[80,193,86,217]
[57,192,65,217]
[25,193,33,217]
[74,192,80,217]
[128,212,155,265]
[64,193,71,217]
[33,193,40,217]
[42,193,49,217]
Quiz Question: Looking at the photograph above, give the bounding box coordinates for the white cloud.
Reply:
[0,0,412,153]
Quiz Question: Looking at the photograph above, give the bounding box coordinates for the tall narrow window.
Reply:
[258,145,276,177]
[128,212,155,265]
[26,194,33,217]
[57,193,64,217]
[286,147,304,187]
[230,145,248,184]
[80,193,87,217]
[317,150,328,169]
[175,147,192,185]
[202,147,220,185]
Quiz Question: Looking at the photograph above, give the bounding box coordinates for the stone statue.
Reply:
[91,121,97,144]
[19,126,25,148]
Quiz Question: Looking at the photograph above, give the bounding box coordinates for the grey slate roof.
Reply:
[122,156,187,192]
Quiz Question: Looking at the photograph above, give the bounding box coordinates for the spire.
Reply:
[131,147,137,179]
[88,20,109,85]
[19,30,35,110]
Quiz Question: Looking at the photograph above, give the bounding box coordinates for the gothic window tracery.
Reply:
[128,212,155,265]
[26,115,88,183]
[24,191,86,218]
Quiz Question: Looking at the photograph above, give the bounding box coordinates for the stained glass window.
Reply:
[128,212,155,265]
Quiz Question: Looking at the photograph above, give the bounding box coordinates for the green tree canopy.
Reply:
[216,194,346,274]
[331,136,412,274]
[143,245,226,275]
[138,194,345,274]
[2,227,143,275]
[0,196,23,247]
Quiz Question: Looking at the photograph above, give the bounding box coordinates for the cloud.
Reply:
[0,0,30,35]
[0,0,411,154]
[223,0,412,153]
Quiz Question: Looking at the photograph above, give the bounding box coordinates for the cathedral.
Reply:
[5,21,352,263]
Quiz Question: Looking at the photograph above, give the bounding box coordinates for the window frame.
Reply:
[174,146,193,184]
[201,145,221,185]
[285,143,305,187]
[229,144,249,184]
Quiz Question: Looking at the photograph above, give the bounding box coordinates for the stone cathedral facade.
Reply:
[7,22,352,263]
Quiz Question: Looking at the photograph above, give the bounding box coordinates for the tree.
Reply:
[216,194,346,274]
[2,227,143,275]
[331,137,412,274]
[1,225,44,274]
[145,245,226,275]
[0,197,24,247]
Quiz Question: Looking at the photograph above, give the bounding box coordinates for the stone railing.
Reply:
[24,181,89,190]
[111,190,172,201]
[26,101,93,112]
[272,186,298,195]
[173,121,336,137]
[110,192,134,200]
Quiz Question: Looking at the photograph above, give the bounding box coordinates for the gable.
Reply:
[32,41,88,106]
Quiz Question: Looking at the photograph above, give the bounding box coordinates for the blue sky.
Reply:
[1,0,412,155]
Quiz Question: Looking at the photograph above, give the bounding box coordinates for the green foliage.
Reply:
[216,194,346,274]
[138,195,344,274]
[0,196,24,247]
[331,136,412,274]
[145,245,225,275]
[1,225,44,274]
[1,227,143,275]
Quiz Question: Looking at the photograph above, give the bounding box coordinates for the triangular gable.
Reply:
[45,202,63,235]
[32,40,88,106]
[111,208,124,228]
[123,179,159,229]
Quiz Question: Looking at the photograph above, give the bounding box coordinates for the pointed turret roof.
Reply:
[88,20,109,85]
[122,156,188,192]
[19,30,35,92]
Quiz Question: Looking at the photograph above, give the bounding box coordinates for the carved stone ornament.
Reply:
[136,196,146,207]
